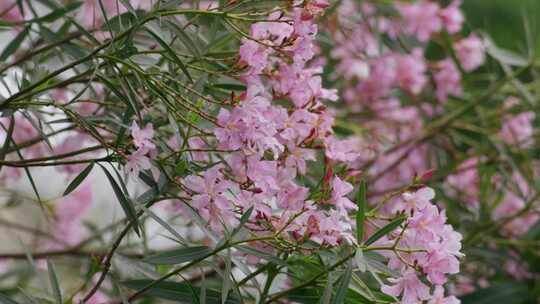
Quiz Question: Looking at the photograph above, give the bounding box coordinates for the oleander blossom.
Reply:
[499,97,535,147]
[0,1,24,24]
[126,121,157,177]
[179,3,357,251]
[379,187,463,303]
[455,34,486,71]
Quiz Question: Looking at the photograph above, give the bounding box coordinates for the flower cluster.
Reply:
[378,188,462,303]
[5,0,528,304]
[324,0,538,298]
[178,2,359,250]
[329,0,487,197]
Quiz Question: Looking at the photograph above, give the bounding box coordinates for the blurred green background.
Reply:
[462,0,540,53]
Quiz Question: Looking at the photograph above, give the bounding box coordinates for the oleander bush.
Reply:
[0,1,538,304]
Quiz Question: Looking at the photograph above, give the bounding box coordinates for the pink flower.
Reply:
[289,75,337,107]
[407,204,446,242]
[304,0,330,18]
[279,109,318,142]
[188,137,209,162]
[285,144,316,175]
[455,34,485,71]
[330,177,358,214]
[494,172,538,237]
[397,187,435,213]
[503,258,532,280]
[395,49,428,95]
[357,56,397,102]
[397,0,442,42]
[276,182,309,211]
[247,156,279,193]
[183,167,238,233]
[55,133,98,175]
[131,121,156,152]
[0,1,24,23]
[434,59,462,102]
[440,0,464,34]
[325,137,360,163]
[381,269,431,304]
[251,14,293,44]
[239,40,271,74]
[214,96,284,156]
[47,182,93,250]
[423,247,460,285]
[428,286,460,304]
[126,148,152,177]
[499,98,535,147]
[81,0,151,28]
[445,157,480,207]
[301,209,355,246]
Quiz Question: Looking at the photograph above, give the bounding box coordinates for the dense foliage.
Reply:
[0,1,538,304]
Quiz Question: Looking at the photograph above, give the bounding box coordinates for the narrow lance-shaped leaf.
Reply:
[145,27,194,83]
[123,280,241,304]
[331,260,353,304]
[364,216,407,246]
[0,27,29,61]
[0,117,15,173]
[221,249,232,304]
[356,180,366,243]
[98,164,140,236]
[47,260,62,304]
[321,271,333,304]
[0,292,20,304]
[230,206,253,238]
[143,246,212,265]
[33,2,82,23]
[165,20,202,58]
[142,205,188,244]
[63,162,94,196]
[235,245,287,266]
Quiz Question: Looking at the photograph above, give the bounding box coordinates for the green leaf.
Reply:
[483,36,529,67]
[145,27,193,83]
[165,21,202,58]
[332,260,352,304]
[356,180,366,243]
[354,249,367,273]
[63,162,94,196]
[46,260,62,304]
[320,271,333,304]
[143,246,212,265]
[209,83,246,91]
[364,216,406,246]
[0,27,29,61]
[230,206,253,237]
[142,205,187,244]
[0,117,15,173]
[102,10,144,32]
[235,245,287,266]
[35,2,82,23]
[123,280,241,304]
[0,292,20,304]
[221,250,232,304]
[98,164,140,236]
